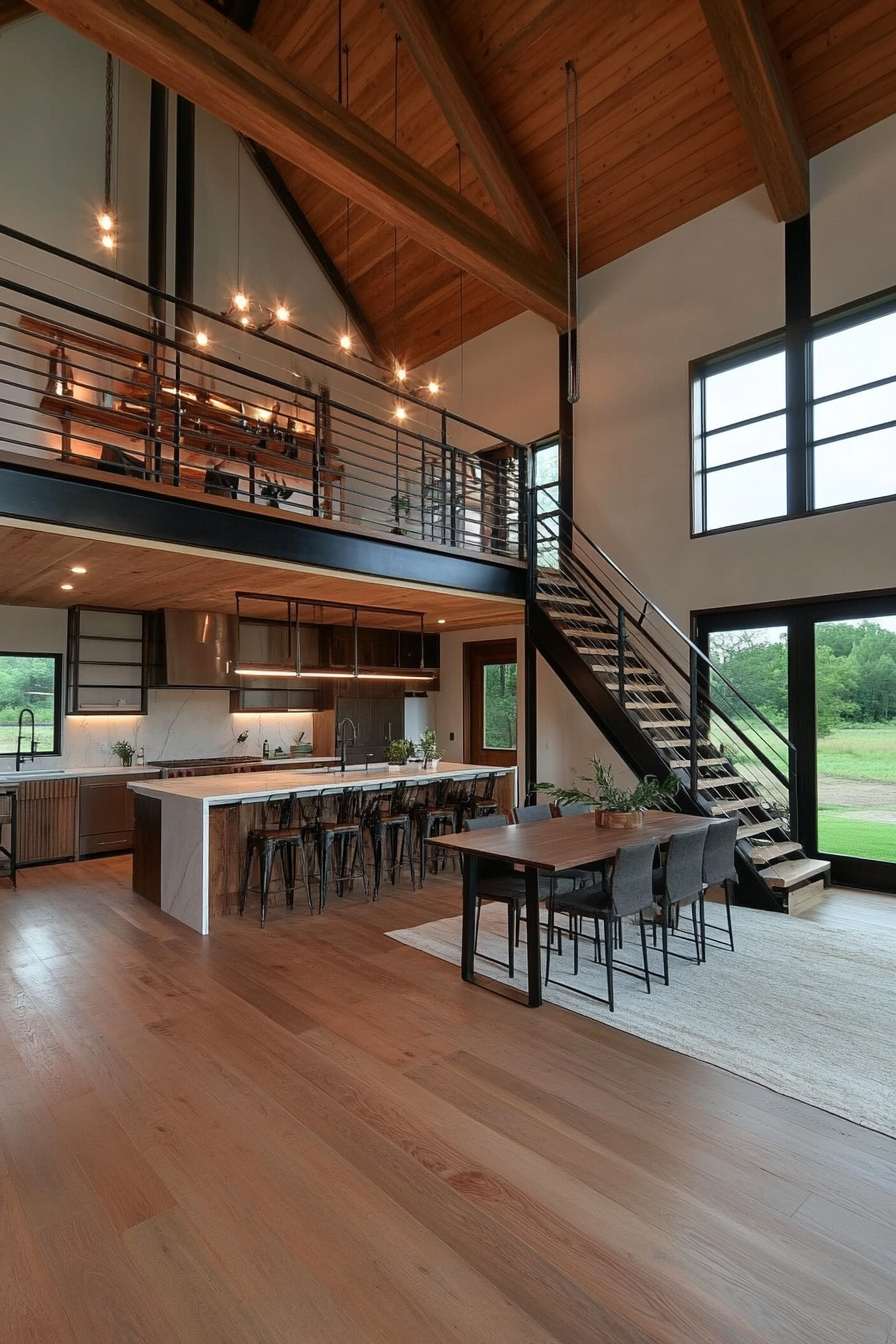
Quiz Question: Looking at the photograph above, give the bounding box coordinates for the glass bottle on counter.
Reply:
[262,739,270,759]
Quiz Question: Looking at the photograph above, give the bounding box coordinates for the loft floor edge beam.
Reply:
[29,0,567,327]
[698,0,808,222]
[382,0,564,269]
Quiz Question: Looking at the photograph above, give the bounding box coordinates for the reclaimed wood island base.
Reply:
[129,763,516,933]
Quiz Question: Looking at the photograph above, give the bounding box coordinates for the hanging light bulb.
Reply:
[98,54,117,254]
[98,212,113,233]
[427,380,440,395]
[275,304,290,323]
[394,403,407,421]
[339,333,352,351]
[195,330,209,347]
[100,233,115,250]
[240,315,250,327]
[395,365,407,383]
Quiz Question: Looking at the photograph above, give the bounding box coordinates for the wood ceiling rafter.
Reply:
[381,0,564,267]
[0,0,34,26]
[697,0,809,221]
[28,0,568,327]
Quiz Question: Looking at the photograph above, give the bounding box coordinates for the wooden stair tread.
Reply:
[757,858,831,889]
[640,719,690,729]
[698,775,743,788]
[737,819,787,839]
[708,796,763,814]
[631,700,678,710]
[747,841,803,863]
[668,756,726,767]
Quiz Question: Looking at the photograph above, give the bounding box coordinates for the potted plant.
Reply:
[535,757,679,829]
[385,737,413,771]
[417,728,442,769]
[111,739,135,768]
[390,492,411,535]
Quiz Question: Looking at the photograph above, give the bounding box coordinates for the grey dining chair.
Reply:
[545,837,658,1012]
[463,813,557,978]
[701,817,738,952]
[653,825,710,983]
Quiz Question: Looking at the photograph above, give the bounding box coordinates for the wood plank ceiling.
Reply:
[248,0,896,369]
[0,523,523,629]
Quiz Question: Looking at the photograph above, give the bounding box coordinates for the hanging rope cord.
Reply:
[565,59,581,404]
[104,51,115,215]
[343,42,351,336]
[393,34,400,362]
[457,143,464,422]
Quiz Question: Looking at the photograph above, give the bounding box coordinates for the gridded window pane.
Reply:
[813,311,896,399]
[814,382,896,442]
[705,454,787,530]
[533,442,559,486]
[704,351,785,431]
[0,654,59,754]
[483,662,517,749]
[814,427,896,509]
[705,413,786,468]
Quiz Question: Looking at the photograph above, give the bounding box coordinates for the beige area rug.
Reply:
[387,905,896,1138]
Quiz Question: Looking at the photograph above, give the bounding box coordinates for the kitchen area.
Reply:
[0,561,522,920]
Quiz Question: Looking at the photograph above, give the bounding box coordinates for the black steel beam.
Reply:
[174,97,195,340]
[785,213,811,517]
[0,461,526,600]
[241,138,390,369]
[148,81,168,329]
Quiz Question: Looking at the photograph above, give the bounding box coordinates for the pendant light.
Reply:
[221,138,290,333]
[392,34,407,390]
[97,53,116,251]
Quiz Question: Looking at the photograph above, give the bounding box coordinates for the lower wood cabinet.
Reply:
[78,775,136,857]
[16,778,78,865]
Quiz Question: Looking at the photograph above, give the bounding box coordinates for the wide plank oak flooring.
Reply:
[0,857,893,1344]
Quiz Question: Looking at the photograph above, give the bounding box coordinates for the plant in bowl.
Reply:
[535,756,679,828]
[417,728,441,768]
[111,740,134,768]
[390,493,411,535]
[385,737,413,770]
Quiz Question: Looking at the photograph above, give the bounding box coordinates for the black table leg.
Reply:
[461,854,477,983]
[524,864,543,1007]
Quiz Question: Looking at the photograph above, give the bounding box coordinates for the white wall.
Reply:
[0,604,316,768]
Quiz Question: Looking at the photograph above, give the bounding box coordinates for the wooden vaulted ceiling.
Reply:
[20,1,896,369]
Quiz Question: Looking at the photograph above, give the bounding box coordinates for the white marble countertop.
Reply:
[0,765,163,784]
[129,761,510,806]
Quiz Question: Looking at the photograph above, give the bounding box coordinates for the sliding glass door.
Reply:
[815,614,896,866]
[696,593,896,892]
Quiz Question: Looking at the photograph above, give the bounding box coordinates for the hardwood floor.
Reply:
[0,857,894,1344]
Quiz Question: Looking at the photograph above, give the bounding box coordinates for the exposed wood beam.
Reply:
[698,0,808,222]
[29,0,568,328]
[0,1,34,26]
[240,137,391,368]
[381,0,564,268]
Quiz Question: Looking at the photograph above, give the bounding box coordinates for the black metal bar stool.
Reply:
[368,781,418,897]
[414,776,457,884]
[317,787,369,912]
[471,772,499,819]
[239,792,312,928]
[0,789,17,888]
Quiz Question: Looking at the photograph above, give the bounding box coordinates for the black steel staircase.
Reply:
[527,493,831,911]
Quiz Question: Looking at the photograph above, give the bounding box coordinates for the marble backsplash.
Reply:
[30,688,316,770]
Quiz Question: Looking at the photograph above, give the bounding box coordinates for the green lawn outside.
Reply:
[817,807,896,862]
[816,724,896,782]
[0,723,56,754]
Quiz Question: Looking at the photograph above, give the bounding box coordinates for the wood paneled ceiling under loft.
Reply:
[19,1,896,369]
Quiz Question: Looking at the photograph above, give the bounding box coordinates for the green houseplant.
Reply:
[111,739,135,768]
[390,492,411,535]
[417,728,441,768]
[535,756,679,828]
[385,737,413,769]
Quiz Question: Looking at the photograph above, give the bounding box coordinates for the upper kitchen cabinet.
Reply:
[67,607,146,715]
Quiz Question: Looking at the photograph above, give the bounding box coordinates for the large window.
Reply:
[0,653,62,756]
[693,296,896,533]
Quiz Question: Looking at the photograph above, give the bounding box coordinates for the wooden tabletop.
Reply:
[430,810,709,872]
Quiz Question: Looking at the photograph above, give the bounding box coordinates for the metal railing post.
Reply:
[689,645,699,800]
[617,604,627,705]
[312,397,321,517]
[172,347,181,487]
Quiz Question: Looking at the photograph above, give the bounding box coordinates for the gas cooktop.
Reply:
[146,756,263,767]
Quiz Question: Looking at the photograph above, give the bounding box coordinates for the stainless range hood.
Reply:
[148,609,239,687]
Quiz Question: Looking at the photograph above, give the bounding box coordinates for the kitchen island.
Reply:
[129,763,517,933]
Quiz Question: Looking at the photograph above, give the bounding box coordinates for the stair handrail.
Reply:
[532,497,796,758]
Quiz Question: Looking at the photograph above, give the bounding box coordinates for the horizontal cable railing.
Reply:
[530,489,796,833]
[0,227,526,562]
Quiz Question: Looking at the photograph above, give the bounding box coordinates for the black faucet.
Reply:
[15,707,36,772]
[336,717,358,772]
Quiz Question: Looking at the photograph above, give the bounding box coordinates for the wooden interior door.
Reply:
[464,639,518,767]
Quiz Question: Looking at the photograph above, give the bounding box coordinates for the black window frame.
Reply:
[0,650,64,758]
[691,282,896,537]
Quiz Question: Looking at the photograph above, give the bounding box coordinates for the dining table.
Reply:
[429,809,711,1007]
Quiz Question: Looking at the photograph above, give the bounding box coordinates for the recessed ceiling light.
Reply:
[71,566,87,574]
[61,583,73,590]
[437,618,446,624]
